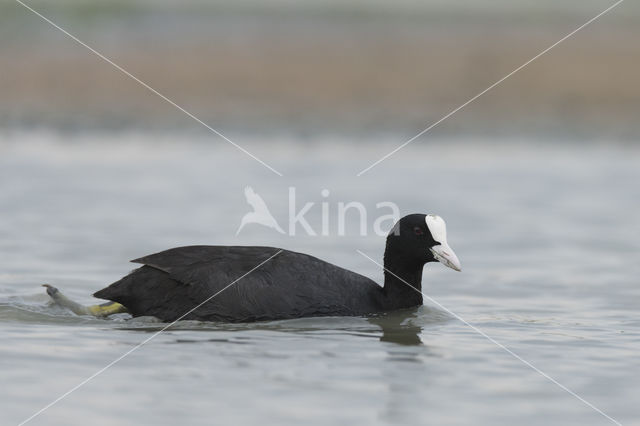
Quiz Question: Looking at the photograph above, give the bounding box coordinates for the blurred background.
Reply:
[1,0,638,138]
[2,2,640,426]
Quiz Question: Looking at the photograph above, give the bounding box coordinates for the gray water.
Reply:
[1,132,639,426]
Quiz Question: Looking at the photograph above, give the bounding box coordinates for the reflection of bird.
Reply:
[236,186,285,235]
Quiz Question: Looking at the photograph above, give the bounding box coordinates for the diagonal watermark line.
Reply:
[356,0,625,176]
[356,249,622,426]
[14,0,283,177]
[18,250,283,426]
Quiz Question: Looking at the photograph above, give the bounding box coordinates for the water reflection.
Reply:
[368,307,424,346]
[371,308,435,424]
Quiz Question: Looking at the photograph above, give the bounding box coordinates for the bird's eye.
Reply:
[413,227,424,236]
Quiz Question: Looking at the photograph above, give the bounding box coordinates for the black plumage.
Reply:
[93,214,460,322]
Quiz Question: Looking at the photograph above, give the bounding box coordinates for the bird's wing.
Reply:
[95,245,381,321]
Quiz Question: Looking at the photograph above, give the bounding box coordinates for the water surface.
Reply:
[1,133,639,425]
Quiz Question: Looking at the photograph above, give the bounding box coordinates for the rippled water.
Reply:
[1,132,639,426]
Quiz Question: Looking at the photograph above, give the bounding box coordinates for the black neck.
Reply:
[381,247,425,310]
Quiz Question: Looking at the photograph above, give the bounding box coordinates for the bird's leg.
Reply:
[43,284,128,317]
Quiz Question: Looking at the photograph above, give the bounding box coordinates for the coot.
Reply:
[86,213,461,322]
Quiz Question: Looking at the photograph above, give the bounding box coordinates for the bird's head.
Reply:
[386,213,461,271]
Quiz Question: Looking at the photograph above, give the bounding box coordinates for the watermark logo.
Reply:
[236,186,285,235]
[236,187,399,237]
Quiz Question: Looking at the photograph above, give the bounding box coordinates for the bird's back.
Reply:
[94,246,384,322]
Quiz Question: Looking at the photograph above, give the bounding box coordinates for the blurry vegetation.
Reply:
[1,0,638,138]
